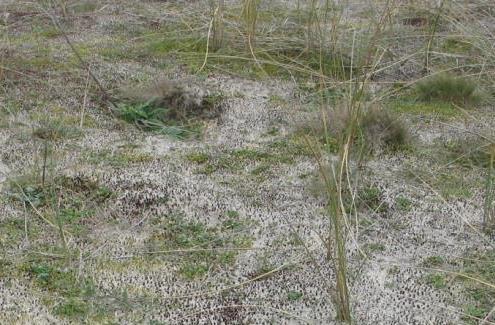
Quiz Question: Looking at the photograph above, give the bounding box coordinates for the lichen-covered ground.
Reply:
[1,1,494,324]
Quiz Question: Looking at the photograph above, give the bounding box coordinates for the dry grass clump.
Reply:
[301,104,409,154]
[359,106,409,153]
[416,74,482,106]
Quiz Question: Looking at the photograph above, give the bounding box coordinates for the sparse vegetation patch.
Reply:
[116,79,223,139]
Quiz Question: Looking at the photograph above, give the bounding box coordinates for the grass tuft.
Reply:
[359,106,410,153]
[301,104,410,155]
[416,74,482,106]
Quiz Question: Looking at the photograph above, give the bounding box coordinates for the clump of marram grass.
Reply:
[415,74,482,106]
[299,103,409,154]
[359,106,409,153]
[116,79,223,138]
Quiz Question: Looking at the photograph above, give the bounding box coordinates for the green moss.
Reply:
[219,252,236,265]
[37,27,64,39]
[422,256,444,267]
[146,35,207,55]
[186,152,209,164]
[230,148,271,161]
[55,298,89,317]
[463,305,487,323]
[58,208,93,236]
[457,249,495,324]
[388,98,459,118]
[460,250,495,288]
[70,1,98,14]
[7,174,113,224]
[442,37,473,54]
[0,218,27,249]
[197,163,218,175]
[226,210,240,218]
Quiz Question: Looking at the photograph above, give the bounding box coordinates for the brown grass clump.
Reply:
[300,103,409,154]
[359,106,409,153]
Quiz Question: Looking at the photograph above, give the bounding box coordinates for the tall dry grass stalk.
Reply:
[423,0,445,73]
[242,0,258,51]
[211,0,225,51]
[484,145,495,232]
[303,1,401,321]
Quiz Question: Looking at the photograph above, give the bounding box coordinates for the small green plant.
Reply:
[219,252,236,265]
[287,291,303,301]
[116,101,191,139]
[425,273,447,289]
[359,185,389,213]
[395,196,412,212]
[95,186,113,201]
[416,74,481,106]
[226,210,240,218]
[222,213,243,230]
[59,208,93,223]
[10,182,48,207]
[437,173,473,199]
[462,305,487,323]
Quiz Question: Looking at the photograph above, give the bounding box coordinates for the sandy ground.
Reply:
[1,0,494,324]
